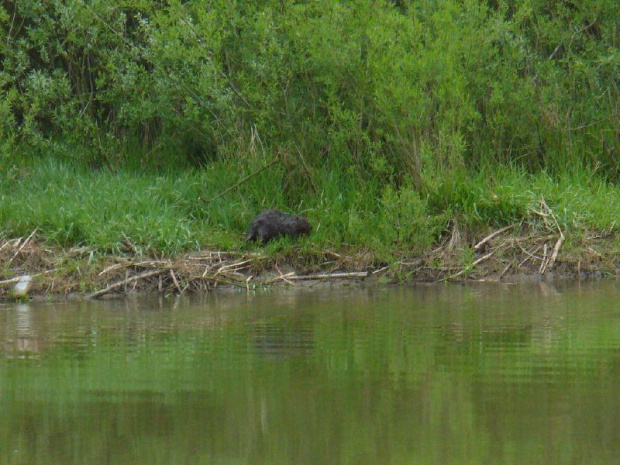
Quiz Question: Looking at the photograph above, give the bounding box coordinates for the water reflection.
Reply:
[0,281,619,464]
[252,319,315,361]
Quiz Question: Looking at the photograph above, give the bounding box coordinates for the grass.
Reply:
[1,157,619,262]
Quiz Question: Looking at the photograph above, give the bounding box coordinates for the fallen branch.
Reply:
[474,225,515,250]
[279,271,370,281]
[88,269,167,299]
[264,271,296,285]
[440,251,494,282]
[8,228,37,265]
[548,235,564,268]
[170,269,182,293]
[539,243,549,273]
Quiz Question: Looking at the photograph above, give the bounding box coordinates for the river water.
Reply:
[1,281,619,464]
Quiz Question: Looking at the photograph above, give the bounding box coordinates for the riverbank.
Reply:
[2,220,618,301]
[2,159,620,300]
[2,1,618,299]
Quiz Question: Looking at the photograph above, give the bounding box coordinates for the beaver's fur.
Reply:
[247,210,312,244]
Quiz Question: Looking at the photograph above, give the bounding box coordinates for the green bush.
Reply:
[1,0,618,190]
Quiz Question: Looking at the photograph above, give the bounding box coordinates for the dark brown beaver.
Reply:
[247,209,312,244]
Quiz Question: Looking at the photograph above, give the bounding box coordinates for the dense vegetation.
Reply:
[1,0,619,258]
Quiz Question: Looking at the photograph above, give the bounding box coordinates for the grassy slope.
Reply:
[1,157,619,261]
[1,156,620,299]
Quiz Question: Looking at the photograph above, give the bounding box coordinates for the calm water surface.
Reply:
[1,281,620,464]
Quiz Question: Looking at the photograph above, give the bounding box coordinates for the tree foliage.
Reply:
[1,0,618,181]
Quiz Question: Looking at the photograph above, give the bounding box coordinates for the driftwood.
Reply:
[266,271,370,284]
[87,270,168,299]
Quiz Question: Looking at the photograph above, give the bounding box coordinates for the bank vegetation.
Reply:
[1,0,619,297]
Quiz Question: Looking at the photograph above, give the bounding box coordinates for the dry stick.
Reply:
[517,243,543,265]
[170,270,182,294]
[474,225,515,250]
[187,251,253,260]
[8,228,37,265]
[202,275,248,289]
[215,259,254,275]
[131,260,173,268]
[264,272,297,285]
[498,263,512,280]
[0,270,56,286]
[202,157,280,205]
[99,263,123,276]
[538,200,564,274]
[440,252,494,282]
[293,144,320,196]
[587,247,603,258]
[546,235,564,271]
[373,266,390,275]
[88,270,167,299]
[546,211,565,272]
[539,243,549,273]
[284,272,370,281]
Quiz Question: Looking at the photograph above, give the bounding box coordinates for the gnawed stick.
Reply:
[264,272,296,285]
[214,259,254,275]
[539,243,549,273]
[545,235,564,272]
[88,269,167,299]
[498,263,512,280]
[8,228,38,265]
[170,270,182,293]
[99,263,123,276]
[440,251,494,282]
[474,225,515,250]
[282,271,370,281]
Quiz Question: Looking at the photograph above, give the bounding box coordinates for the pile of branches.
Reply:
[88,251,264,298]
[400,198,615,282]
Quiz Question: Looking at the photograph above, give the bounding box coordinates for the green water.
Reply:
[1,281,619,464]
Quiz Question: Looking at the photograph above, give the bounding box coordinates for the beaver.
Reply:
[247,209,312,244]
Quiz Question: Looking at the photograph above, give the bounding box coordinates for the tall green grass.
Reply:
[1,158,619,257]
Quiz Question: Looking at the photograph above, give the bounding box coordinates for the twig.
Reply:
[99,263,123,276]
[8,229,37,265]
[87,270,167,299]
[539,243,549,273]
[264,272,296,285]
[372,266,390,275]
[201,275,249,289]
[214,259,253,275]
[474,225,515,250]
[293,144,320,196]
[0,270,57,287]
[283,272,370,281]
[546,235,564,271]
[170,270,182,294]
[498,263,512,280]
[440,252,494,282]
[203,157,280,204]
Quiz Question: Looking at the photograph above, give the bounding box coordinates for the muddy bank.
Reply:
[1,226,619,300]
